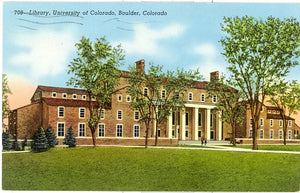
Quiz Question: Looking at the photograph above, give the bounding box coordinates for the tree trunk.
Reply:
[145,123,149,148]
[155,128,158,146]
[232,121,236,146]
[91,128,96,147]
[252,120,258,150]
[283,119,287,145]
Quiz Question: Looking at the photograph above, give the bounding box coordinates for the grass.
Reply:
[2,146,300,191]
[221,145,300,151]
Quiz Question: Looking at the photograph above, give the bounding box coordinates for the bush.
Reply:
[2,131,11,150]
[64,126,76,147]
[45,127,57,148]
[32,128,49,152]
[12,140,21,151]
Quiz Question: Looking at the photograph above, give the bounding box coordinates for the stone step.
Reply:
[179,140,230,145]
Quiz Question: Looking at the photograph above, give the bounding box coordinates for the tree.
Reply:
[2,131,11,150]
[2,74,12,130]
[67,37,125,146]
[269,81,300,145]
[207,76,246,146]
[127,62,201,147]
[220,16,300,150]
[64,126,76,147]
[32,128,49,152]
[45,126,58,148]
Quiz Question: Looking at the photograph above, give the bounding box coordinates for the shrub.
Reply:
[12,140,21,151]
[45,127,57,148]
[2,131,11,150]
[64,126,76,147]
[32,128,49,152]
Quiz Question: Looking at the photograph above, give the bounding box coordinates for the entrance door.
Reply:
[210,131,214,140]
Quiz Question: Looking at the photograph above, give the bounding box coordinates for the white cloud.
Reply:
[119,23,185,56]
[11,28,77,79]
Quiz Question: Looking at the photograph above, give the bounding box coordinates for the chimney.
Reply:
[136,59,145,73]
[210,71,219,81]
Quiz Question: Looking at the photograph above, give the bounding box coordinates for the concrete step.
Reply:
[179,140,230,146]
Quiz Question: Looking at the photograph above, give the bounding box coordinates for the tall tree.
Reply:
[269,81,300,145]
[67,37,125,146]
[220,16,300,150]
[207,76,246,146]
[2,74,12,130]
[127,62,201,148]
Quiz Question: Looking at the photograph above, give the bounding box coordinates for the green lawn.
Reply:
[226,145,300,151]
[2,146,300,191]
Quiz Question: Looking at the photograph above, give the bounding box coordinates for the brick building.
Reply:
[9,60,233,146]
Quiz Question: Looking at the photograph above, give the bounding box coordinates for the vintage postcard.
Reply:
[2,1,300,192]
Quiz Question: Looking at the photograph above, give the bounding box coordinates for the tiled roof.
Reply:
[267,114,294,120]
[193,81,209,89]
[266,106,282,111]
[42,98,99,108]
[38,85,89,94]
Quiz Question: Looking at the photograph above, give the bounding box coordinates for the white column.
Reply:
[181,109,186,140]
[206,108,211,141]
[194,108,199,141]
[168,112,173,139]
[153,106,158,137]
[218,111,222,140]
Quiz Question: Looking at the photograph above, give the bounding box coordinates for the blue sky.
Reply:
[3,2,300,90]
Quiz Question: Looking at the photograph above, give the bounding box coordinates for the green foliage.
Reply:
[220,16,300,149]
[2,131,11,150]
[64,126,76,148]
[2,74,12,129]
[45,127,58,148]
[67,36,125,146]
[31,128,49,153]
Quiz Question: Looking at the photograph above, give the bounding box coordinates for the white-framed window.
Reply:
[134,125,140,137]
[279,130,283,139]
[98,124,105,137]
[198,112,202,126]
[117,110,122,120]
[161,90,166,98]
[188,92,193,101]
[158,129,161,137]
[126,95,131,102]
[117,94,122,102]
[270,130,274,139]
[57,122,65,137]
[116,124,123,137]
[58,106,64,118]
[73,94,77,99]
[201,93,205,102]
[143,87,148,96]
[100,109,105,119]
[288,120,292,127]
[210,113,213,127]
[174,92,179,99]
[185,112,189,126]
[260,129,264,139]
[212,95,217,103]
[52,92,57,98]
[261,107,264,112]
[172,112,175,126]
[270,119,273,127]
[62,93,67,98]
[198,130,202,138]
[279,120,283,127]
[79,107,85,118]
[250,118,253,126]
[91,96,96,101]
[82,95,86,100]
[288,130,292,139]
[260,118,264,126]
[185,129,189,138]
[249,129,253,137]
[134,111,139,121]
[78,123,85,137]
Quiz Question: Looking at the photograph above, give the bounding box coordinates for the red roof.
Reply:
[38,85,89,95]
[43,98,99,108]
[266,106,282,111]
[267,114,294,120]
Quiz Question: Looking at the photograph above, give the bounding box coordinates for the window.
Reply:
[100,109,105,119]
[82,95,86,100]
[58,107,64,118]
[279,130,283,139]
[249,130,253,137]
[198,113,202,126]
[260,129,264,139]
[117,95,122,102]
[288,130,292,139]
[185,130,189,138]
[134,125,140,137]
[270,119,273,127]
[57,123,65,137]
[270,130,274,139]
[143,87,148,96]
[198,130,202,138]
[177,112,180,125]
[126,95,131,102]
[62,93,67,98]
[279,120,283,127]
[73,94,77,99]
[79,108,85,118]
[201,93,205,102]
[134,111,139,121]
[188,92,193,101]
[161,90,166,98]
[117,110,122,120]
[210,113,213,127]
[175,92,179,99]
[185,112,189,126]
[116,124,123,137]
[261,107,264,112]
[172,112,175,126]
[212,95,217,103]
[158,129,161,137]
[98,124,105,137]
[91,96,96,101]
[79,123,85,137]
[52,92,57,98]
[260,118,264,126]
[288,120,292,127]
[250,118,253,126]
[210,131,214,140]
